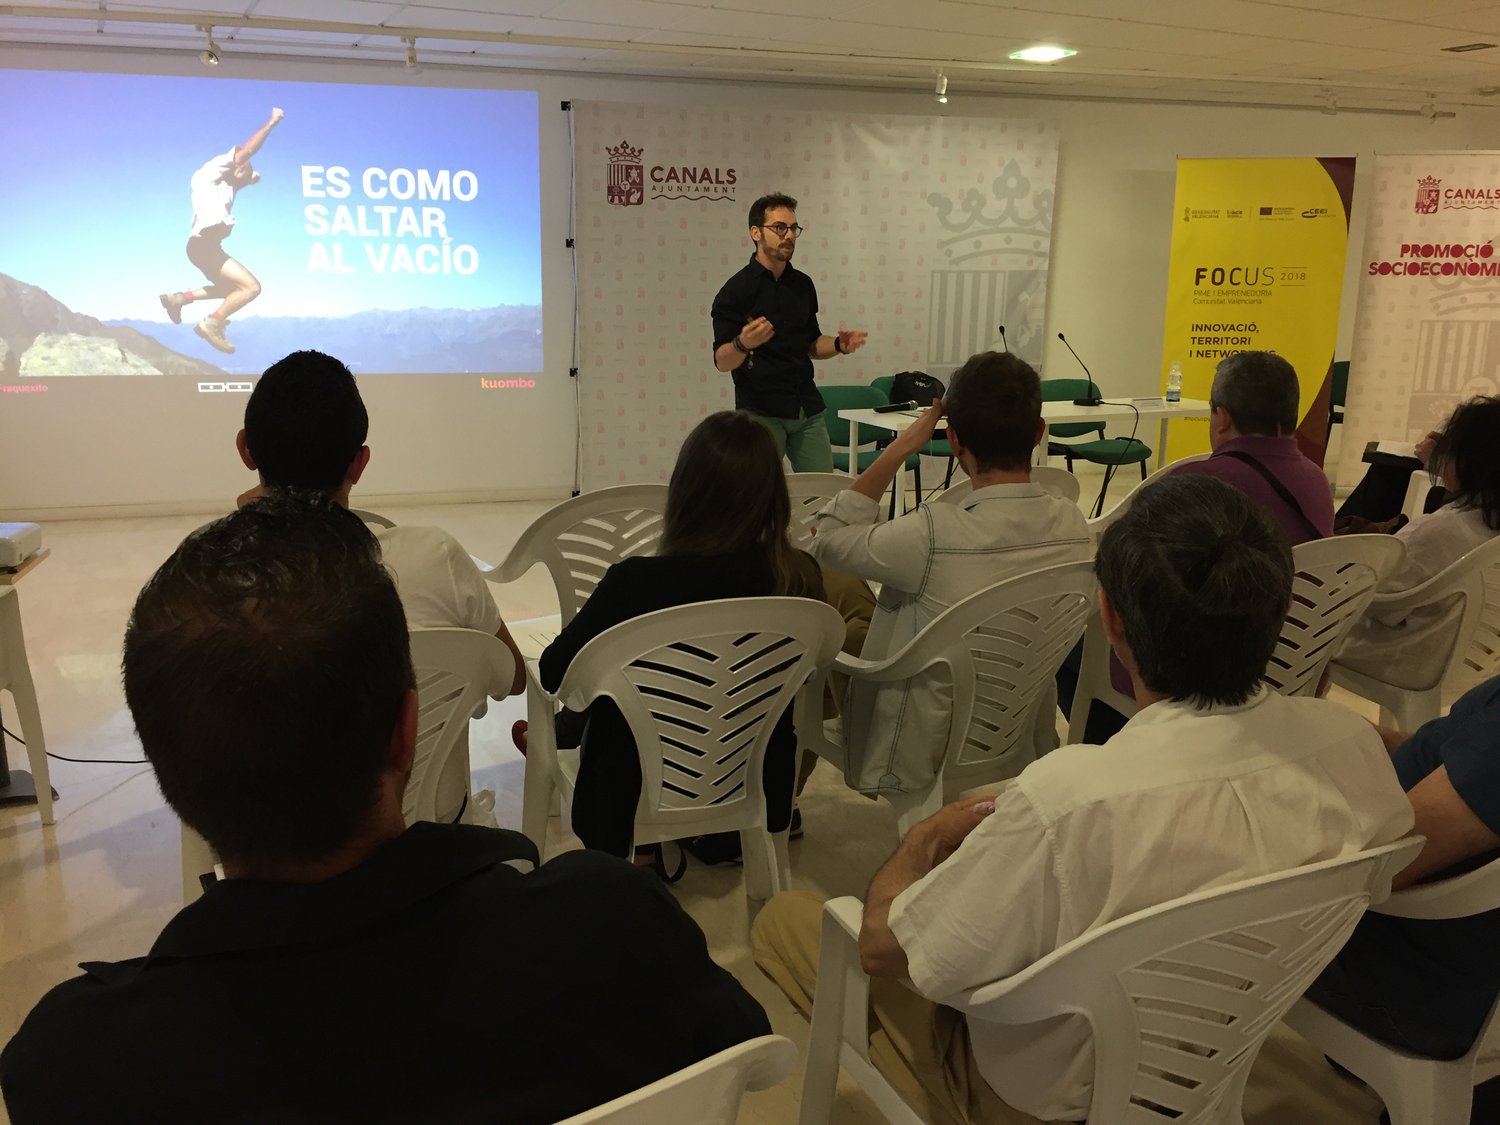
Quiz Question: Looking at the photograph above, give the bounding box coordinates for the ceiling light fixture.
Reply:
[1009,45,1076,63]
[934,72,948,104]
[198,26,220,67]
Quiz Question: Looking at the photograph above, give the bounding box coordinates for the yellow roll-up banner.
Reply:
[1160,157,1354,464]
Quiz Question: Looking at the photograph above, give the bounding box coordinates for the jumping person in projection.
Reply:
[158,107,284,355]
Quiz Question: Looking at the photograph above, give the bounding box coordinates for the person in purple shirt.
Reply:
[1168,350,1333,544]
[1060,350,1333,742]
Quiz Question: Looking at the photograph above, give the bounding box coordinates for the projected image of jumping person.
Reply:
[158,107,284,355]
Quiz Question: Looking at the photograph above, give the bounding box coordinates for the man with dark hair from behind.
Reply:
[0,492,769,1123]
[237,348,524,825]
[806,350,1091,796]
[754,475,1412,1125]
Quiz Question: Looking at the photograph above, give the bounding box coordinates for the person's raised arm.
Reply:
[234,107,284,169]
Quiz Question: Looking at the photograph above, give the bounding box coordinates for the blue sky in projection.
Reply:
[0,71,540,321]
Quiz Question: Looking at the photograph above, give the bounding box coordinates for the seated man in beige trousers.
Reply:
[753,475,1413,1125]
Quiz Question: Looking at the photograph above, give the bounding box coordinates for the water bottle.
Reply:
[1165,361,1183,403]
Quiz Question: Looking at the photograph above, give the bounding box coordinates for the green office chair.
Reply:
[820,384,922,518]
[1040,378,1152,518]
[870,375,955,499]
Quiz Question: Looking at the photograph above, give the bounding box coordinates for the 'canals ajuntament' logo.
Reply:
[607,140,644,208]
[1416,176,1441,214]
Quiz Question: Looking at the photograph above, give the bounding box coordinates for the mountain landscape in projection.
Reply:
[107,305,545,376]
[0,272,227,379]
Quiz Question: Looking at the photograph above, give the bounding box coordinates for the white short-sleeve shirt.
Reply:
[374,525,504,820]
[189,148,257,237]
[887,688,1414,1121]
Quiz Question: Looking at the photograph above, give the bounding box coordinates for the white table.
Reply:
[837,397,1212,477]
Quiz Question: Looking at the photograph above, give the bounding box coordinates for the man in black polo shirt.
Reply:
[711,191,868,471]
[0,491,770,1124]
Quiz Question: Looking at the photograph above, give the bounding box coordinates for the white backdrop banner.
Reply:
[1340,151,1500,486]
[572,102,1059,489]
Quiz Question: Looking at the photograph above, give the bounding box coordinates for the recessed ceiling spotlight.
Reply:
[199,25,220,66]
[1009,46,1076,63]
[934,72,948,104]
[1442,42,1496,53]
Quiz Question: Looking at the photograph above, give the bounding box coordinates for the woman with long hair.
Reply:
[537,411,823,873]
[1337,395,1500,686]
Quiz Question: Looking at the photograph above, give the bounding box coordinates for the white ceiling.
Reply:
[2,0,1498,113]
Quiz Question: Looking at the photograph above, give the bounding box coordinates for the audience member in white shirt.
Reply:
[233,349,525,823]
[806,351,1090,796]
[1338,395,1500,689]
[754,474,1414,1125]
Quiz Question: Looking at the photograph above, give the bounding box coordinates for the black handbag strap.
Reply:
[1216,450,1323,541]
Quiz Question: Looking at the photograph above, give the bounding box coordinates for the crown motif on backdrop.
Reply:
[1418,175,1442,188]
[607,140,644,164]
[1430,270,1500,317]
[925,159,1054,266]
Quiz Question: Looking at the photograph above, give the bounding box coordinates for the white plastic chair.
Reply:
[797,561,1095,837]
[0,587,53,824]
[472,485,669,623]
[1329,535,1500,729]
[1085,451,1210,541]
[180,626,515,903]
[787,471,859,548]
[555,1034,797,1124]
[1285,855,1500,1125]
[931,464,1081,506]
[1069,534,1407,742]
[350,507,397,529]
[799,836,1424,1125]
[403,627,516,825]
[521,597,845,901]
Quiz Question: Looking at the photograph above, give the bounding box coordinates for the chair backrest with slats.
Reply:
[942,563,1095,788]
[489,485,669,623]
[403,628,515,825]
[1265,535,1407,697]
[786,472,856,547]
[555,1035,797,1125]
[555,598,845,843]
[1085,453,1211,540]
[1453,538,1500,687]
[1370,534,1500,695]
[851,562,1094,792]
[966,836,1424,1125]
[350,507,397,529]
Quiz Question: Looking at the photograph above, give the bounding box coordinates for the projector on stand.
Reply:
[0,524,43,571]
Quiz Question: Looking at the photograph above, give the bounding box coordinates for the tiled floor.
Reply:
[0,467,1390,1123]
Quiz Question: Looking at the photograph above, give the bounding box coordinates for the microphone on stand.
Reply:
[998,325,1010,353]
[1057,332,1103,406]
